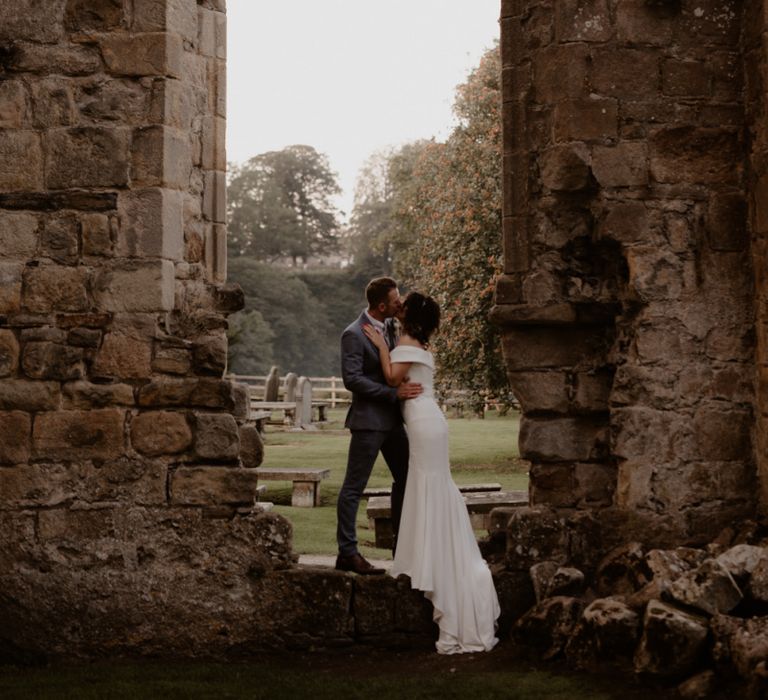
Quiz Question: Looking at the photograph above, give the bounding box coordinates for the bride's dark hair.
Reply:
[401,292,440,346]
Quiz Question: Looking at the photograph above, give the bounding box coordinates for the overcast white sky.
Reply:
[227,0,501,220]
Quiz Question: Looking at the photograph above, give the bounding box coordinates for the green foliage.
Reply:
[227,144,342,265]
[227,261,377,378]
[227,310,275,375]
[347,45,509,407]
[228,258,338,376]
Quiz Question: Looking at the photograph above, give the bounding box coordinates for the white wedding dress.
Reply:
[389,345,500,654]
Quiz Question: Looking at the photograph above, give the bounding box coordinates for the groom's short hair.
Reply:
[366,276,397,308]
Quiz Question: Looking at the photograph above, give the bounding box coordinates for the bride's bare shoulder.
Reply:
[397,334,423,348]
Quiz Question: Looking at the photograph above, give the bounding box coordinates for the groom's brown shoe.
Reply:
[335,553,385,575]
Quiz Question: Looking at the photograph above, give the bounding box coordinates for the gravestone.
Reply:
[264,365,280,401]
[283,372,298,402]
[296,376,313,429]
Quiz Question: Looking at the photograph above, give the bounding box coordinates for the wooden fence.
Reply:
[229,374,352,408]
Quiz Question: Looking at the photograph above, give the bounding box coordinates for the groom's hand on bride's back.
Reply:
[397,380,422,400]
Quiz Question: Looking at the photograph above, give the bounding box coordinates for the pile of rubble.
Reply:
[490,506,768,698]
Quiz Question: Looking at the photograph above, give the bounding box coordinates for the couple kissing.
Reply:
[335,276,500,655]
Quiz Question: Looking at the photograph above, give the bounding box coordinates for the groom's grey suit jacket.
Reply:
[341,311,402,431]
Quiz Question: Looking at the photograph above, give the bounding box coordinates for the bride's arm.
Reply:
[363,326,411,387]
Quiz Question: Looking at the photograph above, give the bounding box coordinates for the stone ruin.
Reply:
[0,0,767,694]
[489,0,768,694]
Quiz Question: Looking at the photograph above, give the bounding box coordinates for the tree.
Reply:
[405,45,507,411]
[227,145,342,265]
[227,257,338,376]
[355,45,507,410]
[346,141,432,282]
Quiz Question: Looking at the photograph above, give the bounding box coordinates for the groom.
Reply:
[336,276,422,575]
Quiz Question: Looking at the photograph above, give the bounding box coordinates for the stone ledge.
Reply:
[489,302,620,327]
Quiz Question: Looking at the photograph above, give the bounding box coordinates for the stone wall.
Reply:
[494,0,759,545]
[0,0,300,656]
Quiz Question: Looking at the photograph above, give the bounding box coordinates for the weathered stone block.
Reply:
[540,144,591,192]
[555,0,612,42]
[67,327,102,348]
[666,559,743,616]
[76,77,150,125]
[192,332,227,375]
[10,42,102,76]
[691,406,751,461]
[706,192,747,251]
[92,321,153,380]
[591,142,649,187]
[131,127,192,190]
[532,45,589,102]
[171,466,260,505]
[502,326,607,370]
[0,380,60,411]
[508,371,568,413]
[634,600,709,677]
[506,505,568,570]
[65,0,125,30]
[152,346,192,375]
[100,32,183,77]
[131,410,192,456]
[62,380,134,409]
[0,263,23,314]
[45,127,130,189]
[662,59,711,97]
[239,424,264,469]
[203,170,227,223]
[0,131,43,190]
[0,80,28,129]
[0,330,20,377]
[92,260,175,312]
[566,598,640,670]
[41,213,79,262]
[194,412,239,461]
[22,341,84,381]
[649,126,741,185]
[132,0,198,42]
[117,188,184,260]
[0,0,66,42]
[33,409,125,460]
[201,116,226,171]
[23,265,89,313]
[554,98,618,142]
[0,411,31,464]
[512,596,585,660]
[137,378,235,410]
[615,0,674,45]
[30,77,77,128]
[519,416,608,462]
[717,544,768,581]
[591,48,661,99]
[0,212,38,258]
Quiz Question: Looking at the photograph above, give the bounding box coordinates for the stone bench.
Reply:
[363,482,502,498]
[250,401,298,426]
[366,490,529,549]
[255,467,331,507]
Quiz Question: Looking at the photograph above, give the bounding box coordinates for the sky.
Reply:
[226,0,501,220]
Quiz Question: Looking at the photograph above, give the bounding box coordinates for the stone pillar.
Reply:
[0,0,294,657]
[746,0,768,517]
[494,0,756,545]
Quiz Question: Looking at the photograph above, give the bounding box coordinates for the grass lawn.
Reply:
[0,650,662,700]
[262,408,528,558]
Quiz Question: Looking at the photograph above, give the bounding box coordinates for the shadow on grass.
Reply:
[0,648,670,700]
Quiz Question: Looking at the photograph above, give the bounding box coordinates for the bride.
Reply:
[363,291,499,655]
